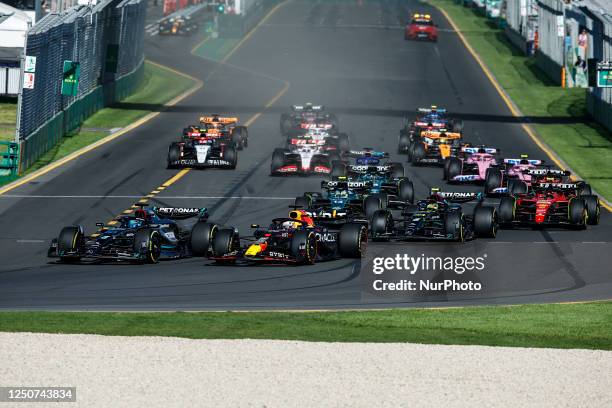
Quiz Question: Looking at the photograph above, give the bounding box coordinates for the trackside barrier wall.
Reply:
[17,0,147,173]
[535,0,564,85]
[585,11,612,132]
[504,0,538,55]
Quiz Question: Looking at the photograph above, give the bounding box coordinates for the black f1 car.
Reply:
[208,210,367,265]
[48,206,217,263]
[370,189,498,242]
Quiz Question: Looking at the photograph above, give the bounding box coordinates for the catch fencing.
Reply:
[17,0,147,172]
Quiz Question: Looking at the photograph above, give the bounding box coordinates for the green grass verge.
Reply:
[22,61,195,175]
[0,98,17,142]
[2,302,612,349]
[430,0,612,201]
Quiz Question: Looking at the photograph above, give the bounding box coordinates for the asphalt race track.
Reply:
[0,0,610,310]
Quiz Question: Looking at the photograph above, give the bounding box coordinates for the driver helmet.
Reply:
[289,210,314,227]
[281,220,300,230]
[426,202,439,211]
[127,218,145,229]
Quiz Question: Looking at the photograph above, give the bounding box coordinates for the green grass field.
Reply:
[430,0,612,202]
[2,302,611,349]
[0,98,17,142]
[23,62,195,174]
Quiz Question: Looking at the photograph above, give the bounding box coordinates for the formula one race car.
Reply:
[48,206,216,263]
[405,13,438,42]
[444,146,500,184]
[286,126,350,153]
[483,155,582,195]
[408,129,463,166]
[159,15,198,35]
[208,210,367,265]
[399,106,463,154]
[168,115,247,169]
[498,182,600,228]
[271,133,342,175]
[280,104,339,137]
[370,189,498,242]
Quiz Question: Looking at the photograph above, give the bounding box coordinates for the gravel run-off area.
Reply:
[1,332,611,407]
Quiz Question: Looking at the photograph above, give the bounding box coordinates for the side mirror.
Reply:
[250,224,260,228]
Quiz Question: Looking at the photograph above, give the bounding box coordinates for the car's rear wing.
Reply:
[527,168,570,176]
[533,182,579,190]
[420,130,461,139]
[461,146,499,154]
[418,107,446,113]
[151,206,209,220]
[343,149,389,158]
[503,158,543,165]
[289,138,326,146]
[292,104,323,111]
[322,179,371,191]
[300,123,332,130]
[200,116,238,125]
[347,164,391,173]
[430,188,484,203]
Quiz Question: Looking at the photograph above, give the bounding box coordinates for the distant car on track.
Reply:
[280,104,339,137]
[405,13,438,42]
[399,106,463,154]
[159,16,198,36]
[48,206,215,263]
[444,145,500,185]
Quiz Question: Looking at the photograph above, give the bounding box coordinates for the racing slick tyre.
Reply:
[337,133,350,152]
[398,178,414,204]
[583,195,600,225]
[328,151,341,163]
[498,196,516,226]
[411,143,426,166]
[446,157,462,181]
[445,211,465,242]
[569,198,587,229]
[224,146,238,169]
[577,182,592,196]
[212,228,238,263]
[290,230,317,265]
[443,158,450,180]
[338,223,367,258]
[133,229,161,264]
[485,168,502,194]
[364,195,384,221]
[190,222,218,256]
[389,162,405,179]
[398,130,411,154]
[271,148,287,174]
[232,126,248,149]
[294,195,312,209]
[331,160,347,178]
[371,210,393,242]
[167,143,181,169]
[473,206,497,238]
[57,226,83,262]
[452,120,464,133]
[508,179,527,195]
[406,141,415,161]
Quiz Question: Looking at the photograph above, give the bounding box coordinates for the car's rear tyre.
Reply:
[328,151,341,163]
[280,114,292,135]
[473,206,497,238]
[446,157,462,181]
[338,223,367,258]
[371,210,392,241]
[577,182,592,196]
[445,211,465,242]
[364,195,383,221]
[271,148,286,174]
[398,130,411,154]
[508,179,527,195]
[190,222,218,256]
[498,196,516,225]
[232,126,248,149]
[331,160,347,178]
[212,228,237,263]
[58,225,83,262]
[411,142,426,165]
[224,146,237,169]
[452,120,463,133]
[294,195,311,209]
[133,229,161,264]
[569,198,587,229]
[398,178,414,204]
[337,133,350,151]
[583,195,600,225]
[167,143,181,169]
[290,230,317,265]
[485,168,502,194]
[389,162,404,179]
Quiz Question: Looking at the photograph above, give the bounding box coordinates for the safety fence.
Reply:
[16,0,147,173]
